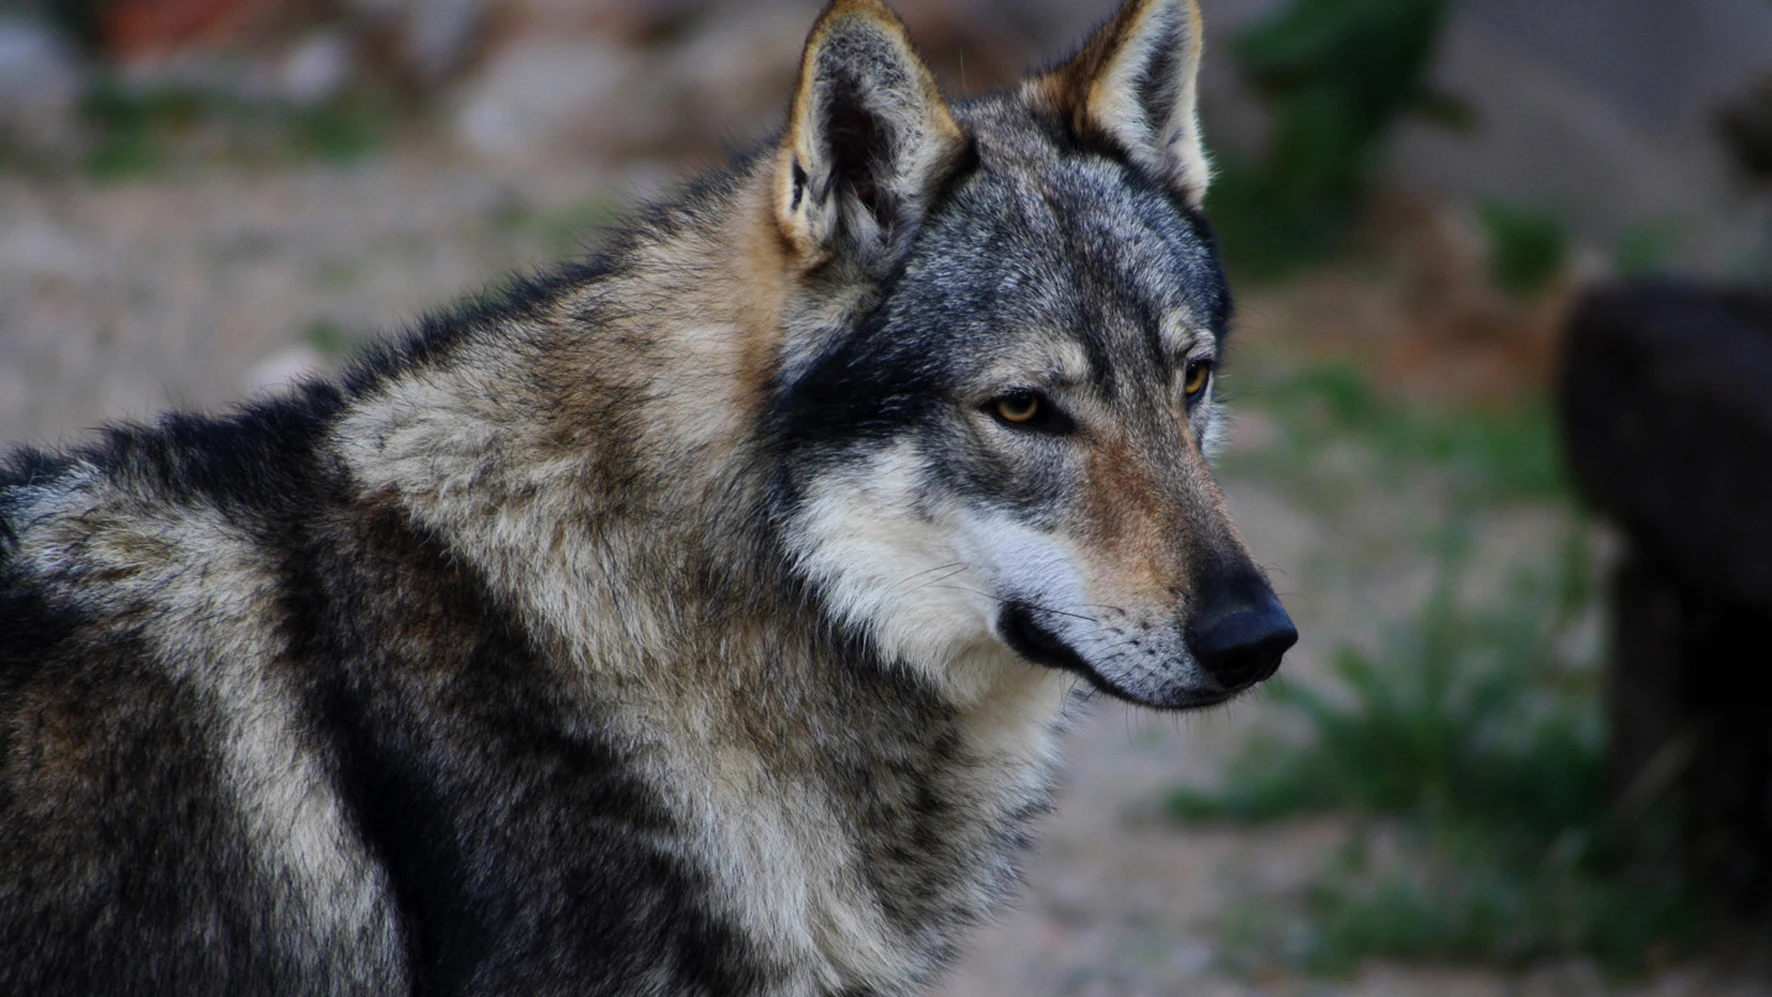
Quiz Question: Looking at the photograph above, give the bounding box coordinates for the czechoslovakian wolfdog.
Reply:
[0,0,1296,993]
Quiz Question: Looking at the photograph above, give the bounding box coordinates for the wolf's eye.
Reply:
[1183,359,1214,400]
[987,391,1074,434]
[996,393,1042,424]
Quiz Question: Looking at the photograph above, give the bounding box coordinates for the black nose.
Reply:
[1189,589,1297,690]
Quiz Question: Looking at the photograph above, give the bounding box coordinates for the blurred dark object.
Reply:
[1719,73,1772,186]
[1564,285,1772,604]
[38,0,106,50]
[1560,282,1772,912]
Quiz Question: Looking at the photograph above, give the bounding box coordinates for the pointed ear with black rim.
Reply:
[776,0,970,270]
[1032,0,1210,208]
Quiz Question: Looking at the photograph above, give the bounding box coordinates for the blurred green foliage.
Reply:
[1612,221,1682,277]
[1475,202,1570,297]
[1173,355,1724,973]
[302,318,357,360]
[488,196,626,256]
[1170,527,1714,974]
[1169,527,1602,830]
[1226,361,1568,504]
[1212,0,1459,277]
[81,81,389,182]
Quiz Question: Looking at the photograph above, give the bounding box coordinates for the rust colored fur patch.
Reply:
[1081,431,1179,601]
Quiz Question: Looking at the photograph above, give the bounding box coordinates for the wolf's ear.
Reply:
[777,0,970,269]
[1033,0,1210,207]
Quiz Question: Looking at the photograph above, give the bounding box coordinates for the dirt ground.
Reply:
[2,145,1767,997]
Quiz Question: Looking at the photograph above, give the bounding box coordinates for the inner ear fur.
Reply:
[776,0,971,268]
[1031,0,1210,208]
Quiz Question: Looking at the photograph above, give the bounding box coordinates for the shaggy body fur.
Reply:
[0,1,1294,994]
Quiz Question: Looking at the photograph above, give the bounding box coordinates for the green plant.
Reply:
[80,80,391,182]
[1227,361,1568,503]
[491,196,624,256]
[1289,823,1705,974]
[1476,202,1569,297]
[80,82,198,180]
[1171,527,1600,825]
[1612,221,1681,277]
[1170,528,1714,974]
[1213,0,1459,277]
[302,318,357,359]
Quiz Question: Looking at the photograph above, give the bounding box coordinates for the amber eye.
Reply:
[986,390,1075,434]
[995,393,1041,424]
[1183,359,1214,399]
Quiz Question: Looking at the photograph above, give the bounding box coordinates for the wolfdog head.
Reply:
[768,0,1296,710]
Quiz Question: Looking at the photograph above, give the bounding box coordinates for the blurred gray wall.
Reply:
[1183,0,1772,272]
[1390,0,1772,272]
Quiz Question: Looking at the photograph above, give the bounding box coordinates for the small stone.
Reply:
[340,0,490,88]
[244,347,329,398]
[280,30,356,106]
[0,17,83,155]
[452,38,644,162]
[397,0,488,86]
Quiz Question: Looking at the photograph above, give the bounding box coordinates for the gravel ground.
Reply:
[2,147,1767,997]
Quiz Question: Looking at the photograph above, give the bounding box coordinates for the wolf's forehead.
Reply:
[969,160,1224,350]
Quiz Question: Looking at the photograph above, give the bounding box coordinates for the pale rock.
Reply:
[340,0,491,87]
[0,17,82,154]
[244,347,330,398]
[452,38,646,161]
[280,31,357,106]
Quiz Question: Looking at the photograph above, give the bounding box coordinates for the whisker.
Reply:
[922,585,1102,625]
[904,564,971,595]
[885,561,966,594]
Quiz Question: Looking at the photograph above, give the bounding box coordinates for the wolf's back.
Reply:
[0,389,763,996]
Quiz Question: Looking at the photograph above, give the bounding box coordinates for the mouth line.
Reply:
[997,602,1095,676]
[1075,672,1239,712]
[997,602,1231,712]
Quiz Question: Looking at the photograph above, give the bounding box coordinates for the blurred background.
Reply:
[2,0,1770,993]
